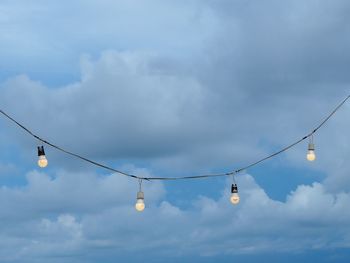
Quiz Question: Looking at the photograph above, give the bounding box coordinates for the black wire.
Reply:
[0,110,139,180]
[312,95,350,133]
[143,95,350,180]
[0,95,349,181]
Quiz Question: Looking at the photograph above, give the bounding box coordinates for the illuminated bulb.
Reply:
[37,146,48,168]
[230,183,240,205]
[135,191,145,212]
[230,192,240,204]
[38,155,48,168]
[306,143,316,161]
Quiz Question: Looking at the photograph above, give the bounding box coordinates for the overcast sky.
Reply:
[0,1,349,262]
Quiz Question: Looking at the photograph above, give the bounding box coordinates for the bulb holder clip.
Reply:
[308,143,315,151]
[231,183,238,193]
[137,191,144,200]
[38,146,45,156]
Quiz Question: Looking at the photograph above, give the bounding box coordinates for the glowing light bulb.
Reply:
[306,150,316,161]
[135,191,145,212]
[38,155,48,168]
[37,146,48,168]
[230,192,240,205]
[230,183,240,205]
[306,143,316,162]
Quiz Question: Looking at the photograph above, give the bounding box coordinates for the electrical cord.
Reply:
[0,95,349,181]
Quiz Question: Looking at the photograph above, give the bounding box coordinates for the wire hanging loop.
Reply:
[0,95,349,181]
[309,133,314,144]
[138,179,143,191]
[232,174,237,184]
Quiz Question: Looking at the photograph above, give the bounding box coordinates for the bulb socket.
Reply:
[231,183,238,193]
[37,146,45,156]
[308,143,315,151]
[137,191,144,200]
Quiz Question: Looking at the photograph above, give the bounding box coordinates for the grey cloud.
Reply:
[0,0,349,177]
[199,0,350,100]
[0,0,215,85]
[0,51,269,174]
[0,1,350,261]
[0,48,348,178]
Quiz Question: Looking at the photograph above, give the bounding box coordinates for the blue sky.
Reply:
[0,1,350,262]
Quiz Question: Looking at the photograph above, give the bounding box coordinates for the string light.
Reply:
[37,146,48,168]
[135,179,145,212]
[230,184,239,205]
[306,135,316,161]
[230,176,240,205]
[0,95,349,210]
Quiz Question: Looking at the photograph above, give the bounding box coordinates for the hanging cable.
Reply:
[0,109,139,179]
[0,95,349,181]
[138,95,350,180]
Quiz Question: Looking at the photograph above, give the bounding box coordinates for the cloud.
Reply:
[0,171,350,262]
[0,1,350,262]
[0,0,218,85]
[0,48,349,178]
[0,166,164,221]
[0,1,349,178]
[0,50,267,174]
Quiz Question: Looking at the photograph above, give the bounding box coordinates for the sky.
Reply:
[0,0,349,262]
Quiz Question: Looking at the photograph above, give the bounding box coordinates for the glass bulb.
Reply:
[230,193,240,205]
[135,199,145,212]
[306,150,316,161]
[38,155,48,168]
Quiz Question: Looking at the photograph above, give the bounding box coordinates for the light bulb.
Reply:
[230,193,240,205]
[306,143,316,162]
[37,146,48,168]
[135,191,145,212]
[306,150,316,161]
[135,199,145,212]
[38,155,48,168]
[230,183,240,205]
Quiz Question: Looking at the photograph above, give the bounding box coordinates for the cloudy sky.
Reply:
[0,0,349,262]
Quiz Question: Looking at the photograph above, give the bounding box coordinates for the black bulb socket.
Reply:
[231,183,238,193]
[38,146,45,156]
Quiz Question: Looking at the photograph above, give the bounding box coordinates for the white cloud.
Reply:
[0,171,350,262]
[0,1,350,262]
